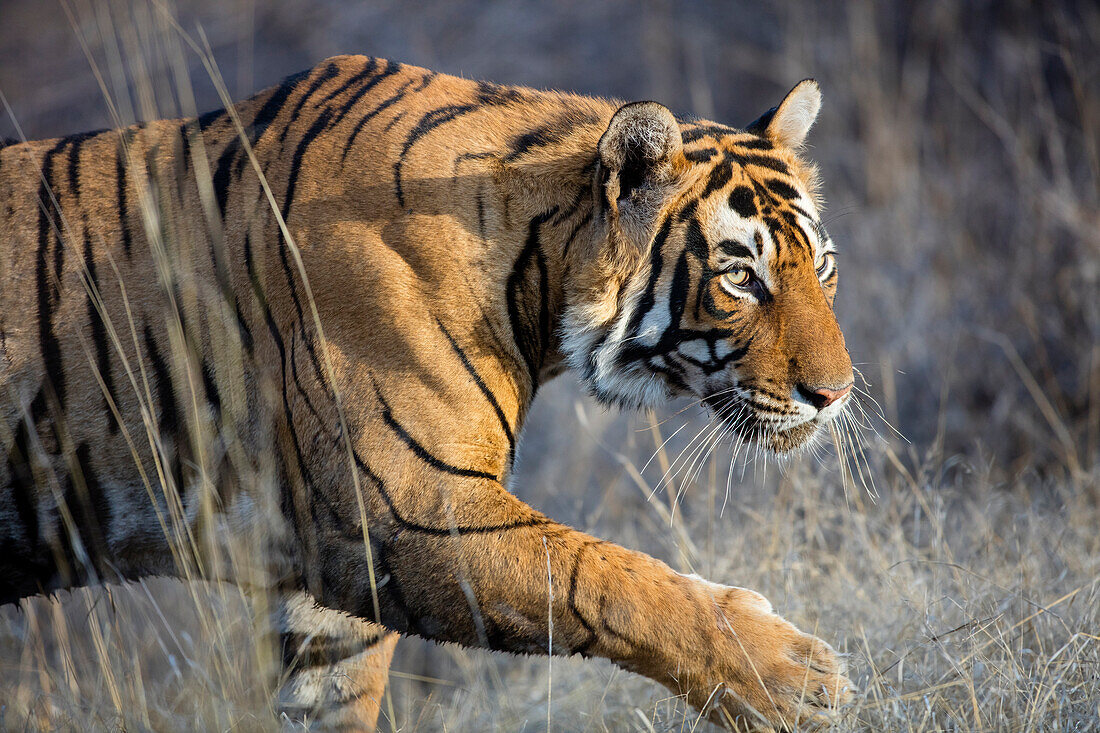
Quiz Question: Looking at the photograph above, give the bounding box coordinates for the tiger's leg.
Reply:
[341,479,852,731]
[275,590,400,732]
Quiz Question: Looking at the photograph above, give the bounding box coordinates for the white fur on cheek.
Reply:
[561,268,673,410]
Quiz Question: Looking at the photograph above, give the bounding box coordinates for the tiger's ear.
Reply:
[598,101,683,208]
[745,79,821,149]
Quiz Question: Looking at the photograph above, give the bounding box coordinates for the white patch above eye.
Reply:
[706,208,778,292]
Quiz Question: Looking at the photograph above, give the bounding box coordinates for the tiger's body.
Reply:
[1,55,854,730]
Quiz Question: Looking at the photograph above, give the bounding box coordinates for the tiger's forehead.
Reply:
[676,129,826,269]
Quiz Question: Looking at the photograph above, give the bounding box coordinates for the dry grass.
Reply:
[2,389,1098,731]
[1,0,1098,731]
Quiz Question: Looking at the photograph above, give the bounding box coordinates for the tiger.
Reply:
[0,54,855,730]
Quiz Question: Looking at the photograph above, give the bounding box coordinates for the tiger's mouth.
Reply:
[702,391,824,454]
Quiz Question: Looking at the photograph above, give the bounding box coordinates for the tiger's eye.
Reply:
[815,252,834,277]
[721,269,752,293]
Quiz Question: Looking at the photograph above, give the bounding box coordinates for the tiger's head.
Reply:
[563,81,853,454]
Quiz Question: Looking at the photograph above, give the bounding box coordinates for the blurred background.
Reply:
[1,1,1098,730]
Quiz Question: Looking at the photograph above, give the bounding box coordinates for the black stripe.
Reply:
[285,331,327,429]
[649,355,691,391]
[212,69,310,218]
[394,103,478,206]
[733,136,774,150]
[453,151,496,175]
[435,318,517,467]
[684,216,708,261]
[677,197,698,222]
[66,133,91,197]
[244,235,333,545]
[63,443,113,560]
[36,138,69,408]
[252,69,311,138]
[83,237,119,433]
[624,212,674,339]
[716,239,753,259]
[7,407,41,552]
[211,137,243,219]
[115,141,133,257]
[788,201,814,222]
[700,160,733,199]
[561,210,593,261]
[506,208,558,390]
[142,322,190,497]
[316,57,379,107]
[502,112,598,163]
[680,124,737,144]
[566,541,603,656]
[340,78,414,163]
[667,250,691,333]
[751,178,780,211]
[200,359,222,416]
[684,147,717,163]
[475,80,524,106]
[764,177,799,200]
[763,215,784,257]
[413,71,436,91]
[178,120,193,176]
[726,150,790,175]
[394,85,523,206]
[277,62,342,144]
[474,301,528,383]
[551,183,589,226]
[282,108,333,222]
[382,111,405,133]
[234,302,254,354]
[475,188,487,239]
[275,108,337,399]
[374,385,499,482]
[328,59,403,127]
[143,325,178,436]
[728,185,757,218]
[353,449,550,538]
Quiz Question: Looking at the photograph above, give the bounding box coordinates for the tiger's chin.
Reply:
[719,418,823,455]
[758,420,823,454]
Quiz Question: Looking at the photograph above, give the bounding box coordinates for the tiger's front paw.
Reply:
[674,586,852,731]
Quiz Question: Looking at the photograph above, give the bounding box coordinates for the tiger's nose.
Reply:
[796,383,852,410]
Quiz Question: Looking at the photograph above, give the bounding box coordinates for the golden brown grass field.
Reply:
[1,0,1098,730]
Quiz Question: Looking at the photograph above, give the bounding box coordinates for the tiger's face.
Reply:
[568,81,853,454]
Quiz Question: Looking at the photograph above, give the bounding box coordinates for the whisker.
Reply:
[843,410,879,501]
[671,427,724,523]
[639,386,741,430]
[639,419,691,475]
[648,406,728,502]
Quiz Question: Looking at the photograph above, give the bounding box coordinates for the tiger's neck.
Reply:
[484,125,619,406]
